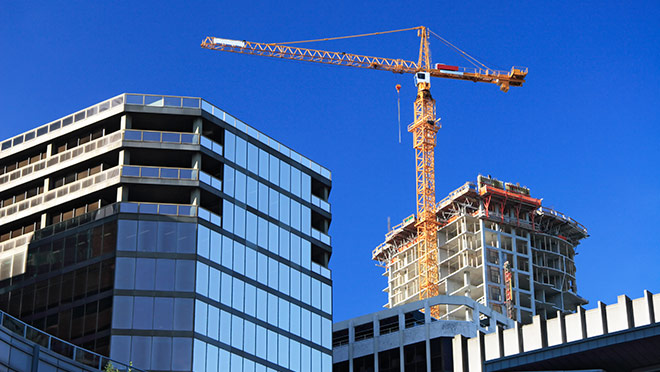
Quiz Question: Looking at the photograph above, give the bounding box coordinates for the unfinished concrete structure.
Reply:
[373,176,588,324]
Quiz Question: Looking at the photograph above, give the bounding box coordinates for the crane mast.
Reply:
[201,27,527,319]
[409,27,441,313]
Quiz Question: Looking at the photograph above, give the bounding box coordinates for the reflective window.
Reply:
[268,188,279,219]
[225,130,236,162]
[224,164,235,197]
[256,325,267,359]
[221,272,233,306]
[257,217,268,248]
[278,298,289,331]
[231,353,243,372]
[301,240,311,270]
[133,297,154,330]
[117,220,137,251]
[244,319,256,354]
[258,149,269,180]
[268,258,278,289]
[301,272,311,305]
[322,317,332,348]
[196,262,209,296]
[155,259,175,291]
[112,296,133,329]
[269,154,280,186]
[137,221,157,252]
[322,353,332,372]
[209,267,221,302]
[279,193,290,225]
[301,344,311,371]
[248,142,258,174]
[235,136,247,168]
[322,282,332,314]
[279,228,290,261]
[157,222,178,253]
[302,206,311,235]
[268,223,279,254]
[246,211,257,245]
[175,260,195,291]
[115,257,135,289]
[267,329,278,363]
[234,205,246,239]
[232,277,244,311]
[279,263,290,296]
[267,292,279,326]
[210,230,221,264]
[280,162,291,191]
[290,200,301,231]
[207,305,219,340]
[235,170,247,203]
[278,334,289,368]
[311,312,321,345]
[290,269,301,300]
[256,288,268,322]
[233,242,245,275]
[245,246,257,280]
[151,337,172,370]
[289,339,301,372]
[244,283,256,317]
[311,348,321,371]
[178,223,197,253]
[290,303,301,336]
[247,177,258,208]
[312,278,321,308]
[290,235,301,266]
[219,348,230,371]
[291,167,301,197]
[301,308,311,340]
[231,315,244,349]
[220,310,232,344]
[194,300,207,335]
[206,344,218,372]
[197,225,210,258]
[257,253,268,285]
[174,298,193,331]
[302,173,311,202]
[193,339,206,372]
[222,199,234,233]
[222,236,233,268]
[258,182,269,214]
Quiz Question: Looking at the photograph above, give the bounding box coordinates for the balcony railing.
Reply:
[311,228,331,245]
[1,95,124,154]
[0,131,123,189]
[123,129,198,144]
[0,166,121,221]
[311,195,330,213]
[199,171,223,190]
[200,136,223,156]
[122,165,198,180]
[0,309,141,371]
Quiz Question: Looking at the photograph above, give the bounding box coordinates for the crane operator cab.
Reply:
[414,71,431,86]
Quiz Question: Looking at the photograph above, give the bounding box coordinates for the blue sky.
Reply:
[1,1,659,322]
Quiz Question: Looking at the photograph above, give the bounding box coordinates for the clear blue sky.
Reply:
[1,1,659,322]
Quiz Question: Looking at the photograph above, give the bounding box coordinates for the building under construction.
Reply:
[372,175,588,324]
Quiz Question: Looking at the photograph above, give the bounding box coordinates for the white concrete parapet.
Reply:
[453,290,659,372]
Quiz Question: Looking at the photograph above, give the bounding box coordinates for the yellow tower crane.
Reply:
[201,26,527,317]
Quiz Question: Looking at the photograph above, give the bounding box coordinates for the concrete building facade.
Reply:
[454,290,660,372]
[373,176,588,324]
[0,93,333,371]
[331,294,513,372]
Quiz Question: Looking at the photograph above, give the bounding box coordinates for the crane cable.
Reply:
[428,29,492,71]
[272,26,422,45]
[396,84,402,144]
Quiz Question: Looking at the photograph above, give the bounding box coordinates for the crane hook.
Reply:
[396,84,402,143]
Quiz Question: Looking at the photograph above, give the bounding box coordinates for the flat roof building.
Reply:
[0,93,334,371]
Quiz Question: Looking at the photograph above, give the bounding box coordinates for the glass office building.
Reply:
[0,94,333,372]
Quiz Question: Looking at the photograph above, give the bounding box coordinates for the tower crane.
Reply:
[201,26,527,317]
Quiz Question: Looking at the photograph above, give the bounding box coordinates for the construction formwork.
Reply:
[373,175,588,324]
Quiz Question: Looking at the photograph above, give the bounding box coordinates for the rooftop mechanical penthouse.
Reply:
[0,93,334,372]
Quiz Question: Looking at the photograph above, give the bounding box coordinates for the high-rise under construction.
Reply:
[372,175,588,324]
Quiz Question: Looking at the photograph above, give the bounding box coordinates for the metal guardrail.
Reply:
[0,309,141,371]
